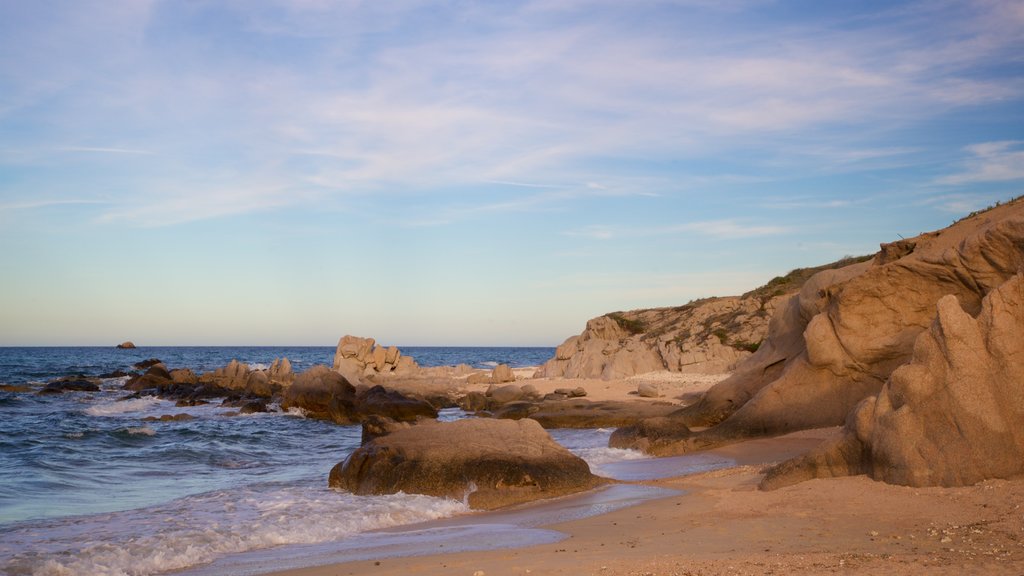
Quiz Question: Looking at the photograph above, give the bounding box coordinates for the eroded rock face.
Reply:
[614,201,1024,455]
[536,293,790,380]
[333,336,418,381]
[762,273,1024,490]
[330,418,602,509]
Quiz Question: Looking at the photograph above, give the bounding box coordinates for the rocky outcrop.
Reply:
[116,341,136,349]
[333,335,418,382]
[330,418,603,509]
[612,198,1024,456]
[281,365,359,424]
[38,376,101,394]
[535,258,871,380]
[355,385,438,421]
[761,273,1024,490]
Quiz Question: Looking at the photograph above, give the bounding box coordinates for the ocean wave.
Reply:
[84,397,166,417]
[125,426,156,436]
[6,486,469,576]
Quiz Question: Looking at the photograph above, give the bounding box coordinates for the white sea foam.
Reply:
[84,397,167,417]
[125,426,156,436]
[285,406,309,418]
[246,362,270,371]
[8,485,469,576]
[480,361,499,367]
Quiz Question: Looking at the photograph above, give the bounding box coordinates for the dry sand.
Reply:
[457,370,730,405]
[261,423,1024,576]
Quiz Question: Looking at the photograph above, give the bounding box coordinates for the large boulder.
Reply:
[281,365,358,424]
[333,335,418,380]
[762,273,1024,490]
[123,363,174,391]
[355,385,438,422]
[330,418,603,509]
[612,200,1024,455]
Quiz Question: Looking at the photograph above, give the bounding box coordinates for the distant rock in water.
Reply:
[39,376,101,395]
[330,418,602,509]
[116,341,136,349]
[761,272,1024,490]
[613,197,1024,456]
[333,335,418,383]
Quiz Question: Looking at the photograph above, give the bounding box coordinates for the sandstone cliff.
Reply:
[611,197,1024,455]
[536,257,871,379]
[761,271,1024,490]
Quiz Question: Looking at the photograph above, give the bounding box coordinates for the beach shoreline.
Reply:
[255,424,1024,576]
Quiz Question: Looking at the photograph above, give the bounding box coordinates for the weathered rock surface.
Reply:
[333,335,417,381]
[612,199,1024,455]
[330,418,602,509]
[281,365,358,424]
[355,385,438,422]
[535,259,868,380]
[761,273,1024,490]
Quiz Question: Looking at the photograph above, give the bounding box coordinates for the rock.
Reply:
[458,391,489,411]
[268,358,295,386]
[493,401,539,420]
[199,360,250,391]
[133,358,163,370]
[116,341,136,349]
[239,400,268,414]
[488,384,525,405]
[355,385,438,422]
[637,382,662,398]
[520,384,540,398]
[124,364,173,391]
[569,387,587,398]
[492,364,515,383]
[0,384,32,393]
[141,413,195,422]
[330,418,603,509]
[761,273,1024,490]
[281,365,358,424]
[39,376,101,394]
[467,371,490,385]
[615,200,1024,455]
[169,369,198,385]
[332,336,417,380]
[359,415,412,444]
[98,370,130,379]
[527,399,680,429]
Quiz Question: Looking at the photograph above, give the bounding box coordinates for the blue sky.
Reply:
[1,0,1023,346]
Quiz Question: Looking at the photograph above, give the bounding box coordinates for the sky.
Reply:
[1,0,1023,346]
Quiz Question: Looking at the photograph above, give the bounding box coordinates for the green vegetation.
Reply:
[742,254,874,303]
[607,312,647,335]
[954,195,1023,224]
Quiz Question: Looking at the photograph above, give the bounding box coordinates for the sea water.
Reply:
[0,347,724,576]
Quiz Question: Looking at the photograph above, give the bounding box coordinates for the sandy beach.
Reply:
[259,429,1024,576]
[246,380,1024,576]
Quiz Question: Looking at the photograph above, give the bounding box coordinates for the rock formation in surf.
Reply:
[330,418,602,509]
[761,272,1024,490]
[333,335,418,382]
[611,198,1024,455]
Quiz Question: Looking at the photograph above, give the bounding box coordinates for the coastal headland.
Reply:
[19,197,1024,575]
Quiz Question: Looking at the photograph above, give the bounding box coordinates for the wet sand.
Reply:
[216,369,1024,576]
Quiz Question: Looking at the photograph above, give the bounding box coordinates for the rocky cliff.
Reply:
[611,197,1024,455]
[536,256,872,379]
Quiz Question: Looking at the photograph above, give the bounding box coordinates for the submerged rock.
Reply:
[330,418,602,509]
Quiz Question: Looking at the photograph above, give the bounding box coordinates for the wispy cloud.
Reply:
[937,141,1024,185]
[56,146,154,155]
[564,219,790,240]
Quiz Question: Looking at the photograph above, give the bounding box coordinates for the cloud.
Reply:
[564,219,789,240]
[56,146,153,155]
[937,141,1024,185]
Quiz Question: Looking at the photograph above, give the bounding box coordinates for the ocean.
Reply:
[0,345,675,576]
